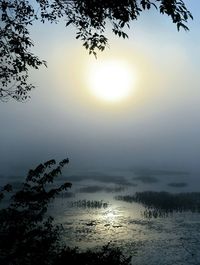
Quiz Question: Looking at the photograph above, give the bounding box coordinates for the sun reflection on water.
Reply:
[104,209,118,223]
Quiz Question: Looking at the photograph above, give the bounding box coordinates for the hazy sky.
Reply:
[1,0,200,177]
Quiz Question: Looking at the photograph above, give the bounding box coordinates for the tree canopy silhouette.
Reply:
[0,0,193,101]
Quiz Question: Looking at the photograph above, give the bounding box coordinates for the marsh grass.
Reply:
[68,200,108,209]
[115,191,200,217]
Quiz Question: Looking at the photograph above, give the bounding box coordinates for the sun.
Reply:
[88,60,136,102]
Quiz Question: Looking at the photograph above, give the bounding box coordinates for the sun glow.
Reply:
[88,60,137,102]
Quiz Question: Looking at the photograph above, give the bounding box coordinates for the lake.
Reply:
[49,169,200,265]
[1,168,200,265]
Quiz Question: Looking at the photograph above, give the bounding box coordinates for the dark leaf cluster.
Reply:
[0,158,71,265]
[56,244,131,265]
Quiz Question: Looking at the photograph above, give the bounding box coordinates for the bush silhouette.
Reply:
[0,159,131,265]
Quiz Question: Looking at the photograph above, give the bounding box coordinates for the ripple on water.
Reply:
[51,198,200,265]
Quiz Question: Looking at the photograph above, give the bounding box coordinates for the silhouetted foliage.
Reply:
[115,191,200,217]
[0,183,12,201]
[56,244,132,265]
[0,0,192,101]
[0,158,71,265]
[0,159,131,265]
